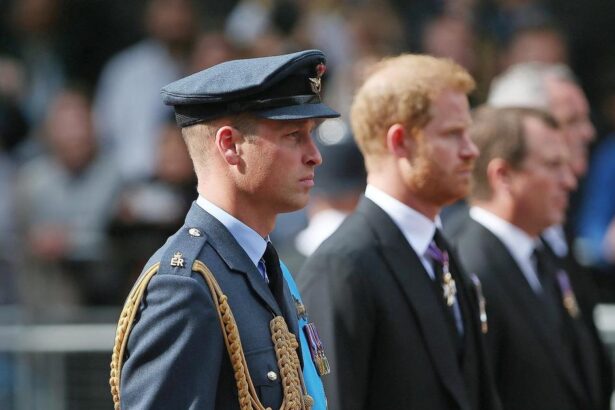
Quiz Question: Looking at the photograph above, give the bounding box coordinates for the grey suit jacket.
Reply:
[120,203,301,409]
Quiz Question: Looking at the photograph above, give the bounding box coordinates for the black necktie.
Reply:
[429,231,464,355]
[532,246,563,324]
[262,242,286,310]
[534,244,597,402]
[262,242,304,365]
[429,231,457,310]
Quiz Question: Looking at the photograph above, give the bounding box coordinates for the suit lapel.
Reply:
[446,244,499,409]
[357,199,472,410]
[185,203,283,317]
[542,242,603,408]
[469,220,588,404]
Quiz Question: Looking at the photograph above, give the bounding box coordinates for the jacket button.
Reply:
[188,228,201,237]
[267,371,277,381]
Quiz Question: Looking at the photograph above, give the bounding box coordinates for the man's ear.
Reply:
[486,158,513,194]
[386,123,412,158]
[215,126,242,165]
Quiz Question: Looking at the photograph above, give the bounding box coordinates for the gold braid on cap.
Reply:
[109,260,313,410]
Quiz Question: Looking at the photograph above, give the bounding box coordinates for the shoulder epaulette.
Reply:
[110,225,207,408]
[157,226,208,276]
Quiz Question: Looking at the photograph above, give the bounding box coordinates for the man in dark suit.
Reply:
[298,54,501,410]
[110,50,339,409]
[447,106,612,410]
[487,61,603,309]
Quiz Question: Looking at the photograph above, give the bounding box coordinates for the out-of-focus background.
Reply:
[2,0,615,408]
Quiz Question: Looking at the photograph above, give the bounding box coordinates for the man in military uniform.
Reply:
[298,54,501,410]
[110,50,338,410]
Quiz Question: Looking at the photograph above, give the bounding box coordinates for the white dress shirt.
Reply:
[196,196,268,278]
[542,224,569,258]
[470,206,543,293]
[365,185,440,279]
[365,185,463,333]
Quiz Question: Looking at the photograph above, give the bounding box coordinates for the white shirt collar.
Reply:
[469,206,542,292]
[542,224,568,257]
[469,206,536,259]
[196,195,267,268]
[365,185,441,257]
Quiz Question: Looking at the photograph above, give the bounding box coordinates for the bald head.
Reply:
[488,62,576,109]
[488,62,594,177]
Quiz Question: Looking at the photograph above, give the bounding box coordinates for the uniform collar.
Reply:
[196,195,267,268]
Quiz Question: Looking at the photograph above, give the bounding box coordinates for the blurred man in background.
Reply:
[489,62,594,181]
[447,106,611,410]
[486,61,603,315]
[94,0,198,181]
[16,87,121,308]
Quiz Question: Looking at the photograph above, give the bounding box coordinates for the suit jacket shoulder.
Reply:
[449,216,596,410]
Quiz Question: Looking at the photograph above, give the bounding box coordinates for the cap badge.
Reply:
[309,63,326,99]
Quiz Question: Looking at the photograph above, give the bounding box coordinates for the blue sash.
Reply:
[280,262,327,410]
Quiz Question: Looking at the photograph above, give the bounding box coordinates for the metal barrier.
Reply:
[2,305,615,409]
[0,307,119,410]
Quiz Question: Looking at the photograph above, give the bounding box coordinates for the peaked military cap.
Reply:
[161,49,340,127]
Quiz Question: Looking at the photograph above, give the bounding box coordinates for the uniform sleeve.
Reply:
[120,273,224,409]
[298,251,376,410]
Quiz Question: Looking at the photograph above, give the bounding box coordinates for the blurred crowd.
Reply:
[1,0,615,310]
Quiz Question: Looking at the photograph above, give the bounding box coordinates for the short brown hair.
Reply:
[181,114,260,176]
[181,122,214,176]
[350,54,475,171]
[470,106,559,200]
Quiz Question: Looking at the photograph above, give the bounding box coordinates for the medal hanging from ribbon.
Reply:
[555,270,580,319]
[471,273,488,334]
[294,296,330,377]
[303,322,330,376]
[427,242,457,307]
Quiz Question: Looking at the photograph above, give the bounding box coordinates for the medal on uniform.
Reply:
[293,296,330,376]
[294,297,307,321]
[441,257,457,307]
[303,322,330,376]
[427,242,457,306]
[555,270,580,318]
[471,274,488,334]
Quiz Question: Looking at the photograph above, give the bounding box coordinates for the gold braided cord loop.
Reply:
[110,260,312,410]
[193,261,313,410]
[109,263,160,410]
[270,317,314,410]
